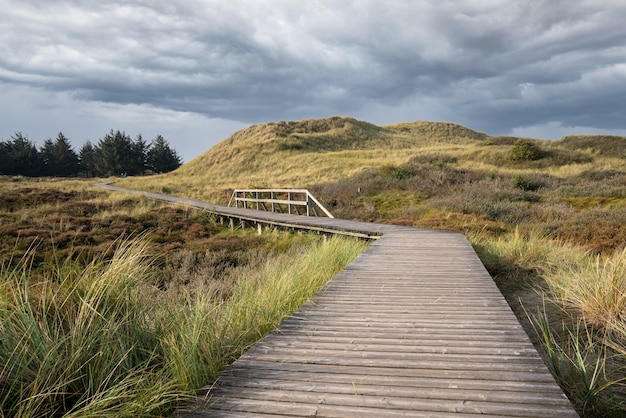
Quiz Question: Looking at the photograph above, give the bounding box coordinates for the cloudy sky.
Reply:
[1,0,626,162]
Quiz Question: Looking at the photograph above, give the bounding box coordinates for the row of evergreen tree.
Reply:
[0,130,182,177]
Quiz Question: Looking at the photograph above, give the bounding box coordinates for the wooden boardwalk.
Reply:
[98,184,578,417]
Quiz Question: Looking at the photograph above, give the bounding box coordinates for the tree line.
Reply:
[0,130,182,177]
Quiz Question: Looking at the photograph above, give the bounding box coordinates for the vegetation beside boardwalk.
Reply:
[0,177,367,417]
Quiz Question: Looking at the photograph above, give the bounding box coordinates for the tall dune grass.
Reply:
[0,239,177,417]
[529,307,626,416]
[471,230,626,415]
[546,248,626,335]
[0,234,366,417]
[472,228,626,336]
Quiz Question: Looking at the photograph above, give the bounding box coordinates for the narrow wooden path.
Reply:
[99,184,578,417]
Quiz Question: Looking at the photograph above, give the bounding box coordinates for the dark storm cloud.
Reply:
[1,0,625,153]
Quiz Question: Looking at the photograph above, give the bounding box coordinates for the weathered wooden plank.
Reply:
[222,359,563,385]
[246,339,539,357]
[218,361,567,393]
[280,315,525,329]
[212,377,572,408]
[236,351,550,373]
[263,333,536,349]
[295,305,521,316]
[273,326,535,344]
[185,396,518,418]
[183,409,287,418]
[201,388,577,418]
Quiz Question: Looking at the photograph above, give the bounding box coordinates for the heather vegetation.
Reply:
[0,177,367,417]
[121,117,626,416]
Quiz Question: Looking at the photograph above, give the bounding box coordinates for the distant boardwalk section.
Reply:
[97,183,578,417]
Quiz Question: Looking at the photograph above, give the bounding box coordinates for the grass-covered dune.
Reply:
[122,117,492,201]
[122,116,626,416]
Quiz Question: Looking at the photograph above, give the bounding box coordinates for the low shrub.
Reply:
[431,179,538,224]
[379,164,413,180]
[513,174,542,192]
[551,208,626,253]
[509,139,545,161]
[576,169,626,183]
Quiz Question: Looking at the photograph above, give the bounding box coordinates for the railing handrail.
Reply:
[228,189,334,218]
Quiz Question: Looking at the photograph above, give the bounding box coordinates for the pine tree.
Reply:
[3,133,42,176]
[39,133,79,176]
[52,133,79,176]
[79,141,97,177]
[94,130,136,177]
[39,138,56,176]
[130,134,148,175]
[0,139,11,175]
[147,135,182,173]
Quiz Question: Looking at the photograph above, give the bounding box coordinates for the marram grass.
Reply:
[471,229,626,416]
[528,306,626,417]
[0,234,366,417]
[473,228,626,336]
[545,247,626,334]
[0,238,176,417]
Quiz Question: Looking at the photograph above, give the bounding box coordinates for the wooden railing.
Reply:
[228,189,334,218]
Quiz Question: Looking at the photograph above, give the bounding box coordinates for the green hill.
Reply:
[122,116,624,206]
[123,117,491,198]
[121,115,626,252]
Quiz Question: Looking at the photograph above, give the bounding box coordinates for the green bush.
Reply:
[379,165,413,180]
[513,175,542,192]
[509,139,544,161]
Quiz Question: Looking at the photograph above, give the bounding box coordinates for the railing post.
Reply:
[306,194,311,216]
[288,191,292,215]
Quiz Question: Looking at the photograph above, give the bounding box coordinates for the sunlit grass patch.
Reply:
[471,229,626,415]
[0,233,367,417]
[0,238,179,417]
[545,248,626,335]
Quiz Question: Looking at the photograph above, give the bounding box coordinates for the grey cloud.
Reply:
[1,0,625,141]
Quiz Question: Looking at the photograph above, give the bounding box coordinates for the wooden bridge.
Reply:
[99,184,578,417]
